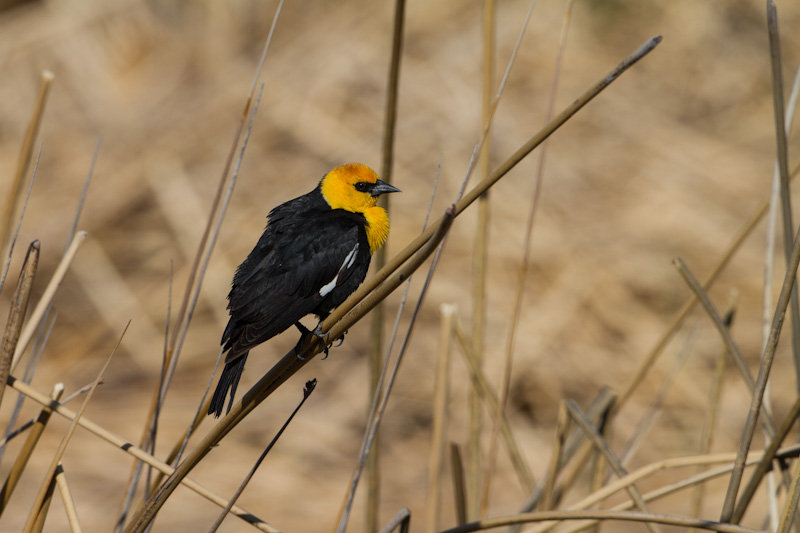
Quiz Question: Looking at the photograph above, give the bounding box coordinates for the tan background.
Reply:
[0,0,799,531]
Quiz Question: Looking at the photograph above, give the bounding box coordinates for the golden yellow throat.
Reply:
[361,207,390,254]
[320,164,391,253]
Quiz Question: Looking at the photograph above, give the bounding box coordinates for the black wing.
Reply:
[222,208,369,360]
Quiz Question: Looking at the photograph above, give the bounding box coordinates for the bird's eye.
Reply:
[354,182,371,193]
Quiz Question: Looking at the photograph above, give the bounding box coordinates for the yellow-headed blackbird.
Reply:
[208,163,400,417]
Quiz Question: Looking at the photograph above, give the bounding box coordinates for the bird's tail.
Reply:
[208,352,249,418]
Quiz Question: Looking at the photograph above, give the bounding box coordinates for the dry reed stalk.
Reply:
[54,463,83,533]
[764,6,800,528]
[673,258,777,436]
[0,383,63,515]
[22,321,125,533]
[468,0,495,519]
[425,303,456,533]
[0,419,34,449]
[453,320,533,492]
[368,1,407,527]
[29,473,56,533]
[63,135,100,257]
[481,0,575,517]
[0,241,39,409]
[547,424,606,513]
[565,401,662,533]
[719,205,800,521]
[534,446,800,533]
[512,388,616,527]
[764,0,800,395]
[540,402,569,511]
[455,0,537,206]
[12,233,85,370]
[0,71,53,258]
[450,443,467,526]
[586,410,612,533]
[691,295,736,524]
[207,380,316,533]
[732,397,800,523]
[116,270,174,533]
[439,510,761,533]
[6,375,278,532]
[533,445,800,533]
[777,451,800,532]
[618,325,699,469]
[379,507,411,533]
[0,145,39,297]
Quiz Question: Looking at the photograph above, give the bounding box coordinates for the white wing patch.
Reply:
[319,243,359,297]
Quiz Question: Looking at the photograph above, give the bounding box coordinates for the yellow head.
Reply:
[320,163,401,253]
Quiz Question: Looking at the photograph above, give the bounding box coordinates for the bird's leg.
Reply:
[311,320,328,339]
[294,322,312,360]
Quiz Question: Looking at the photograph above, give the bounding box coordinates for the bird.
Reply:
[208,163,400,417]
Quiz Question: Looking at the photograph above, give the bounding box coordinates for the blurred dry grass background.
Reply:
[1,0,800,531]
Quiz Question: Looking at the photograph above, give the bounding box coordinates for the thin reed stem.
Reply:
[469,0,496,518]
[720,207,800,522]
[0,241,39,410]
[5,377,277,531]
[22,321,126,533]
[0,384,63,516]
[566,401,662,533]
[368,1,407,524]
[440,510,761,533]
[0,70,53,257]
[691,295,736,523]
[55,464,83,533]
[426,304,456,533]
[207,380,316,533]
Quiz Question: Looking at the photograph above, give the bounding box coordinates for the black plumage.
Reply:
[208,166,398,417]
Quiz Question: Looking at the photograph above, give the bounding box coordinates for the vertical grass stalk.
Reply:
[0,71,53,258]
[468,0,495,520]
[426,304,456,533]
[368,1,407,528]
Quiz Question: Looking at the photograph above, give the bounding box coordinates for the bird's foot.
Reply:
[311,321,328,340]
[312,322,338,359]
[294,322,345,360]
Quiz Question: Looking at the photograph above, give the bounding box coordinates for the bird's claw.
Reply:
[295,345,309,361]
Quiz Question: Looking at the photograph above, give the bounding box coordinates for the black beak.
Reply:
[371,180,401,197]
